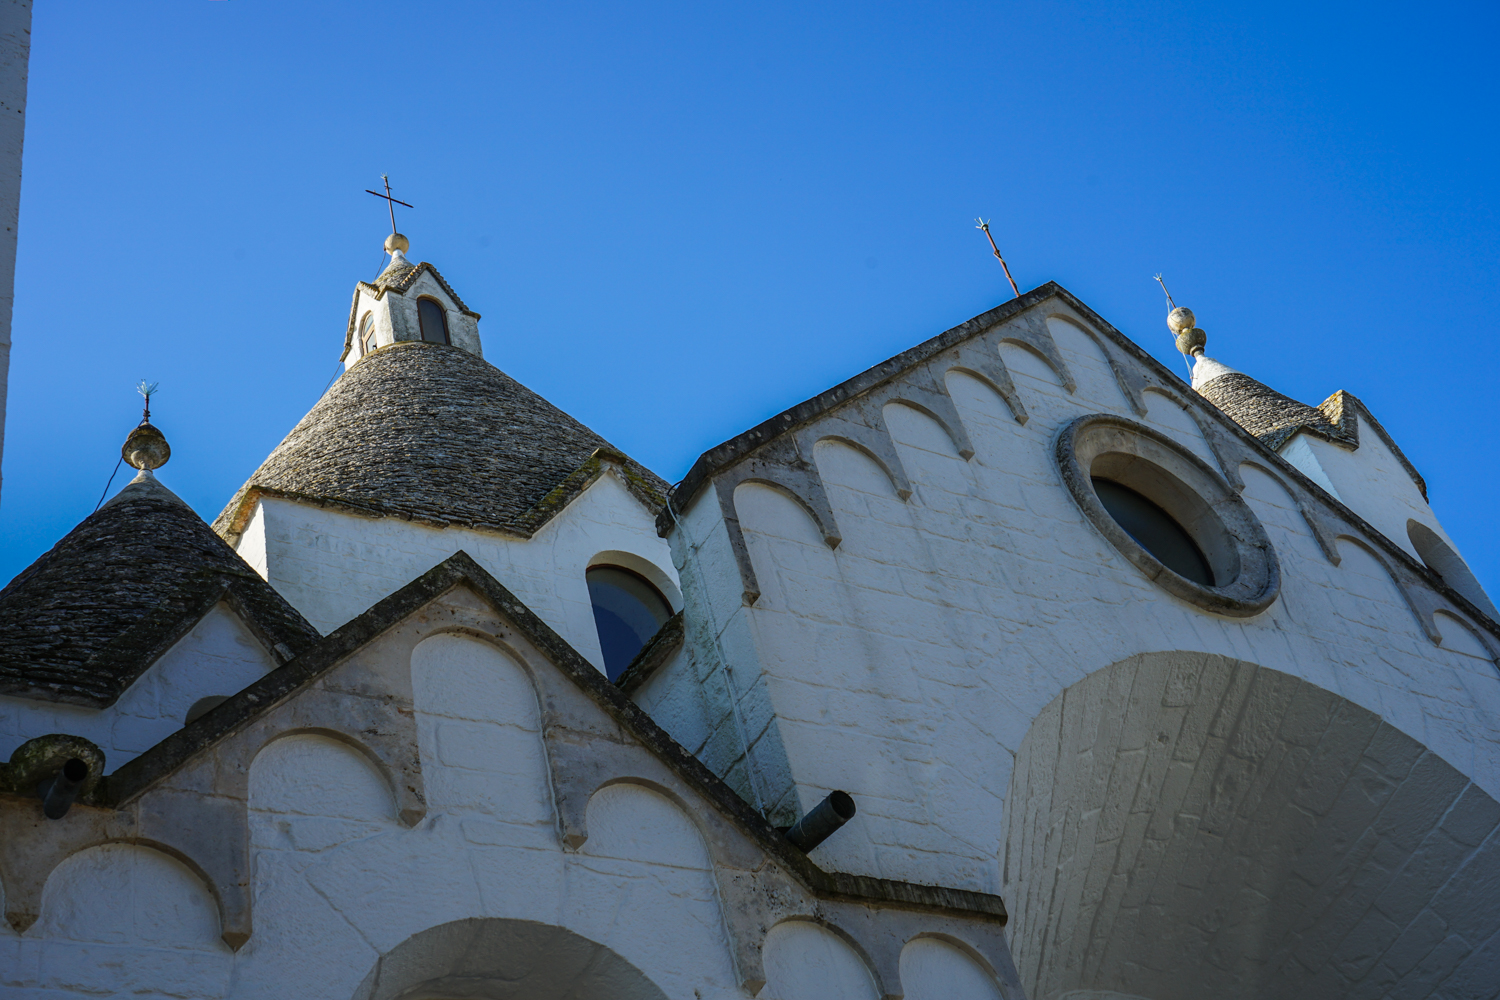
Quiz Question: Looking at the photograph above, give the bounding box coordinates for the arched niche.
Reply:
[1045,315,1130,412]
[882,399,965,460]
[248,732,398,851]
[998,340,1067,396]
[814,436,905,502]
[36,843,224,950]
[1003,652,1500,1000]
[1434,611,1496,665]
[1139,389,1217,468]
[409,633,551,826]
[733,480,840,612]
[351,917,670,1000]
[899,935,1005,1000]
[882,400,973,502]
[1237,463,1330,567]
[762,919,881,1000]
[1333,538,1424,640]
[1408,520,1500,619]
[582,782,712,870]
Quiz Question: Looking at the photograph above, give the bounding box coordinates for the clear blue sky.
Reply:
[3,1,1496,597]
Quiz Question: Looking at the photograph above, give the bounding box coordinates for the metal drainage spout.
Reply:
[785,790,856,853]
[38,758,89,819]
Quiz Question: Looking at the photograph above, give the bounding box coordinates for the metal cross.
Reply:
[975,219,1020,299]
[365,174,414,235]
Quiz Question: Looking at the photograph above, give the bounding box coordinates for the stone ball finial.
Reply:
[385,233,410,254]
[1175,327,1208,357]
[122,422,170,471]
[1167,306,1196,336]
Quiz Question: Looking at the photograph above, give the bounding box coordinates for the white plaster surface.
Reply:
[1278,432,1342,500]
[762,920,881,1000]
[661,302,1500,907]
[1289,422,1450,566]
[899,936,1006,999]
[238,469,678,670]
[0,601,277,767]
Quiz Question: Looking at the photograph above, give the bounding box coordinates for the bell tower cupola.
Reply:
[340,197,484,371]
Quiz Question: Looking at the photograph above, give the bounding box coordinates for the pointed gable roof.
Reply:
[0,473,320,708]
[213,341,671,542]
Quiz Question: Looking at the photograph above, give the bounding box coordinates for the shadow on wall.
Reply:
[350,917,669,1000]
[1003,652,1500,1000]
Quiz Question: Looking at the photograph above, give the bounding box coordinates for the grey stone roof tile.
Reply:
[1195,372,1356,452]
[0,473,321,708]
[213,342,670,541]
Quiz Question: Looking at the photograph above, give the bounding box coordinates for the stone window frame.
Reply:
[1055,413,1281,617]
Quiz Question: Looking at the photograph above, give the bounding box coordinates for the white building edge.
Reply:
[0,237,1495,1000]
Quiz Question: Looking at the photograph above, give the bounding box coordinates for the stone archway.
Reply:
[350,917,669,1000]
[1003,653,1500,1000]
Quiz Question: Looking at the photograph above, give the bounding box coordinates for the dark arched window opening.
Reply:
[358,312,377,356]
[418,297,450,344]
[587,566,671,681]
[1092,478,1214,587]
[1408,520,1499,618]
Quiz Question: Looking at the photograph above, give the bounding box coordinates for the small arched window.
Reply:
[1408,520,1499,618]
[1092,477,1214,586]
[418,297,450,345]
[358,312,377,356]
[586,566,672,681]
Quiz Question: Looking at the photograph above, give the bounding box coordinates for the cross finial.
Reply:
[366,175,414,253]
[975,218,1021,299]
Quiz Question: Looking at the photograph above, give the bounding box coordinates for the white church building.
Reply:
[0,229,1497,1000]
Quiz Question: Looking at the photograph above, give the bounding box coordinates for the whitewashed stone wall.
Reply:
[654,303,1500,913]
[234,469,680,670]
[1,594,1017,1000]
[0,602,276,767]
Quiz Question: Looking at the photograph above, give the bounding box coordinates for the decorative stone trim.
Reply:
[1055,413,1281,617]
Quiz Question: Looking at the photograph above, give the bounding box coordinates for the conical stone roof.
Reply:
[1195,370,1357,453]
[214,342,670,541]
[0,472,319,707]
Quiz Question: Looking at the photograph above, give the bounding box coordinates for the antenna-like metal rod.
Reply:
[975,219,1020,299]
[1154,273,1177,310]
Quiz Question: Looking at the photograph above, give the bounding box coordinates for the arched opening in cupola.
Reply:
[417,297,450,345]
[358,311,376,355]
